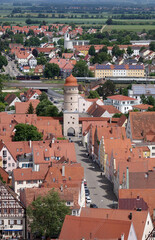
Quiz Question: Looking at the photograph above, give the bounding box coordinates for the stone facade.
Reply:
[63,74,79,137]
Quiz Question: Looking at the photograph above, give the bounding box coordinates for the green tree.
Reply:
[147,96,155,106]
[0,54,8,70]
[149,42,155,51]
[44,63,60,79]
[45,105,59,117]
[27,102,34,114]
[0,76,4,102]
[100,46,108,54]
[112,45,124,57]
[39,92,48,101]
[37,56,47,65]
[72,60,93,77]
[106,17,113,25]
[97,80,115,100]
[36,99,60,117]
[27,189,71,239]
[112,113,123,118]
[32,49,38,58]
[13,124,42,141]
[88,90,100,99]
[27,29,35,36]
[122,88,128,96]
[88,45,95,56]
[140,94,147,104]
[0,102,5,112]
[57,39,64,46]
[127,46,133,56]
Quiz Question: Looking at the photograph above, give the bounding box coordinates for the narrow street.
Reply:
[74,139,118,208]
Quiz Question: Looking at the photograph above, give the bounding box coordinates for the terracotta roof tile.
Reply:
[15,100,40,114]
[129,112,155,141]
[119,189,155,220]
[59,215,132,240]
[107,95,136,101]
[81,208,149,240]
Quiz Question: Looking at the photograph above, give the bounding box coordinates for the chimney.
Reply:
[29,140,32,148]
[137,196,140,200]
[128,212,132,220]
[62,165,65,177]
[126,167,129,189]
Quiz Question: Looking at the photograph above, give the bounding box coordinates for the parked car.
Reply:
[84,179,87,186]
[85,187,89,192]
[86,196,92,204]
[90,203,98,208]
[85,191,90,197]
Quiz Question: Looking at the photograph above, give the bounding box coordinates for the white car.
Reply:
[86,196,92,204]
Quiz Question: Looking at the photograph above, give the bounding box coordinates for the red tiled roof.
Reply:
[81,208,149,240]
[87,102,121,117]
[15,100,40,114]
[107,95,136,101]
[59,215,132,240]
[133,104,154,110]
[129,112,155,141]
[119,189,155,220]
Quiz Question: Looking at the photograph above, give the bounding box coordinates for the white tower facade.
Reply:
[64,32,73,50]
[63,74,79,137]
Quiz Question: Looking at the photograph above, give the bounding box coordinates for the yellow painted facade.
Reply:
[95,70,113,78]
[95,66,145,78]
[127,69,144,77]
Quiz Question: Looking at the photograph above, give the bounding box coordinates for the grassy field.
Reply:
[0,3,155,32]
[104,24,155,32]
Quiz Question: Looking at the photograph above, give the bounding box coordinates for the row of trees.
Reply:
[42,60,93,78]
[88,44,133,64]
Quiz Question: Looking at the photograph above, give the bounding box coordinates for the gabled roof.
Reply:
[129,112,155,141]
[0,167,11,185]
[43,163,84,186]
[15,100,40,114]
[119,189,155,220]
[133,104,153,110]
[3,141,31,161]
[87,103,120,117]
[5,94,19,105]
[81,208,149,240]
[107,95,136,101]
[59,215,133,240]
[13,165,48,181]
[0,180,25,209]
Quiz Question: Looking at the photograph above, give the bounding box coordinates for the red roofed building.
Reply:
[87,102,121,117]
[59,215,137,240]
[12,165,48,194]
[126,112,155,148]
[104,94,138,113]
[34,65,44,76]
[81,208,153,240]
[15,100,40,114]
[20,88,42,102]
[119,189,155,222]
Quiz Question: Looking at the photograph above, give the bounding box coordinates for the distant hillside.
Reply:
[1,0,155,4]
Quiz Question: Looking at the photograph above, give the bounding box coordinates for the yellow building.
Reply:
[95,64,145,78]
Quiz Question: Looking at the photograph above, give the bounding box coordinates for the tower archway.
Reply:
[67,127,75,136]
